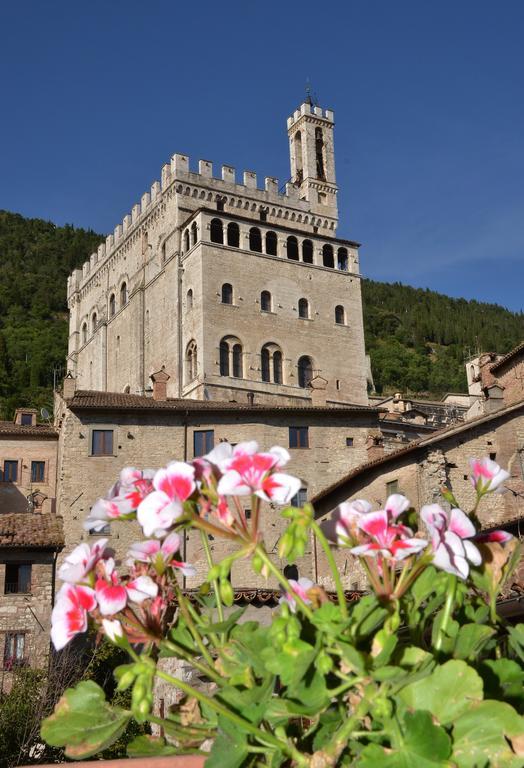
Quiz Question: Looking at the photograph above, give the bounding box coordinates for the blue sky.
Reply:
[1,1,523,311]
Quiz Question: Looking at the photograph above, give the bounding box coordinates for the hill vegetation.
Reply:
[0,210,522,416]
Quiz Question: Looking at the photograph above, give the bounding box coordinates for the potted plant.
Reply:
[41,444,524,766]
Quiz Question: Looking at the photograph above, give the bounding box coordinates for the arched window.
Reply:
[337,247,348,271]
[260,290,272,312]
[322,244,334,268]
[335,305,345,324]
[191,222,198,247]
[210,218,223,244]
[185,340,197,382]
[287,236,299,260]
[161,242,166,263]
[265,231,277,256]
[294,130,303,184]
[219,336,243,378]
[298,298,309,319]
[261,343,284,384]
[232,344,243,378]
[249,227,262,252]
[187,289,193,309]
[109,294,116,317]
[298,356,313,388]
[91,313,97,334]
[221,283,233,304]
[227,222,240,247]
[219,340,229,376]
[120,282,128,307]
[81,322,87,345]
[315,127,325,180]
[183,229,190,252]
[302,239,313,263]
[261,346,270,382]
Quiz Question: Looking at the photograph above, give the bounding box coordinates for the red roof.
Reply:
[0,513,64,549]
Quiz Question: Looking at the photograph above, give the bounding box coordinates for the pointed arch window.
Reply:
[249,227,262,252]
[187,289,193,309]
[265,231,277,256]
[227,222,240,247]
[287,236,299,260]
[191,222,198,247]
[335,305,345,324]
[298,298,309,319]
[298,356,314,388]
[337,247,348,271]
[260,290,272,312]
[210,218,223,244]
[109,294,116,317]
[185,340,197,382]
[183,229,190,252]
[294,130,303,184]
[219,336,243,378]
[221,283,233,305]
[322,244,334,268]
[81,322,87,345]
[120,282,128,307]
[302,239,313,263]
[91,313,97,334]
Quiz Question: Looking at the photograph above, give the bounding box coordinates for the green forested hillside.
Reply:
[0,210,522,416]
[363,280,524,396]
[0,211,103,417]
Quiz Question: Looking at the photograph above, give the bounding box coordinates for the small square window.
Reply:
[290,488,308,507]
[31,461,45,483]
[245,508,252,520]
[3,461,18,482]
[386,479,399,496]
[193,430,214,458]
[88,523,110,536]
[20,413,33,426]
[346,437,354,447]
[5,563,32,594]
[489,452,496,461]
[91,430,114,456]
[289,427,309,449]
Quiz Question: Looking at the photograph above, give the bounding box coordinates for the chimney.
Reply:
[150,367,170,401]
[62,372,76,400]
[309,375,328,407]
[247,391,255,406]
[366,433,385,461]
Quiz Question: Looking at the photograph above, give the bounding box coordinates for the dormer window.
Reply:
[20,413,33,426]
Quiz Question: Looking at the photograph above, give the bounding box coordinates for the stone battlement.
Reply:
[286,102,335,131]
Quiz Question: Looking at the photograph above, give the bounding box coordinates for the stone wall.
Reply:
[0,434,57,515]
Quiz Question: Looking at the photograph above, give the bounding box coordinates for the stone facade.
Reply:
[54,387,380,590]
[311,399,524,593]
[66,101,368,407]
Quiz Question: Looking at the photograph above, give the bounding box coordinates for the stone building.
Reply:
[311,392,524,602]
[54,380,381,589]
[0,410,62,684]
[66,99,368,407]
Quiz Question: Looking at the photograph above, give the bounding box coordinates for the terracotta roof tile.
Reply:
[490,341,524,373]
[68,390,380,415]
[0,422,57,438]
[0,513,64,549]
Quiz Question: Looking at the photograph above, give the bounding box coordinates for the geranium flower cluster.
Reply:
[51,442,301,650]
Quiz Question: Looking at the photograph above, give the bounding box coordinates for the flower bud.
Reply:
[219,578,234,607]
[315,651,333,675]
[252,553,263,574]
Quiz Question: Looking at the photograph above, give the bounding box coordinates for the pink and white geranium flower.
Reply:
[57,539,109,584]
[137,462,196,537]
[95,559,158,615]
[102,618,124,644]
[335,499,372,544]
[279,577,314,613]
[350,508,427,561]
[421,504,482,579]
[51,583,96,650]
[469,457,510,495]
[84,468,155,532]
[216,441,301,504]
[128,533,196,577]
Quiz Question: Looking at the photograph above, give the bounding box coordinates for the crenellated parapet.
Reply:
[286,102,335,131]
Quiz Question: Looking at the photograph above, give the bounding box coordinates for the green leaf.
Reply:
[41,680,131,759]
[349,594,388,640]
[481,659,524,712]
[310,602,348,635]
[205,716,249,768]
[199,607,246,634]
[410,566,441,606]
[452,700,524,767]
[508,624,524,664]
[287,667,330,713]
[262,638,316,687]
[399,660,483,725]
[453,624,495,660]
[127,734,180,756]
[396,646,432,669]
[358,711,451,767]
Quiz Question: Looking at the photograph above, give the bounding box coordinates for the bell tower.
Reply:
[287,98,338,224]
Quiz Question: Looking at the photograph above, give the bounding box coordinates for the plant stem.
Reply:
[434,573,457,652]
[254,544,314,620]
[323,699,369,763]
[155,669,308,765]
[311,520,348,619]
[175,585,215,668]
[161,639,223,685]
[199,529,225,627]
[191,516,239,541]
